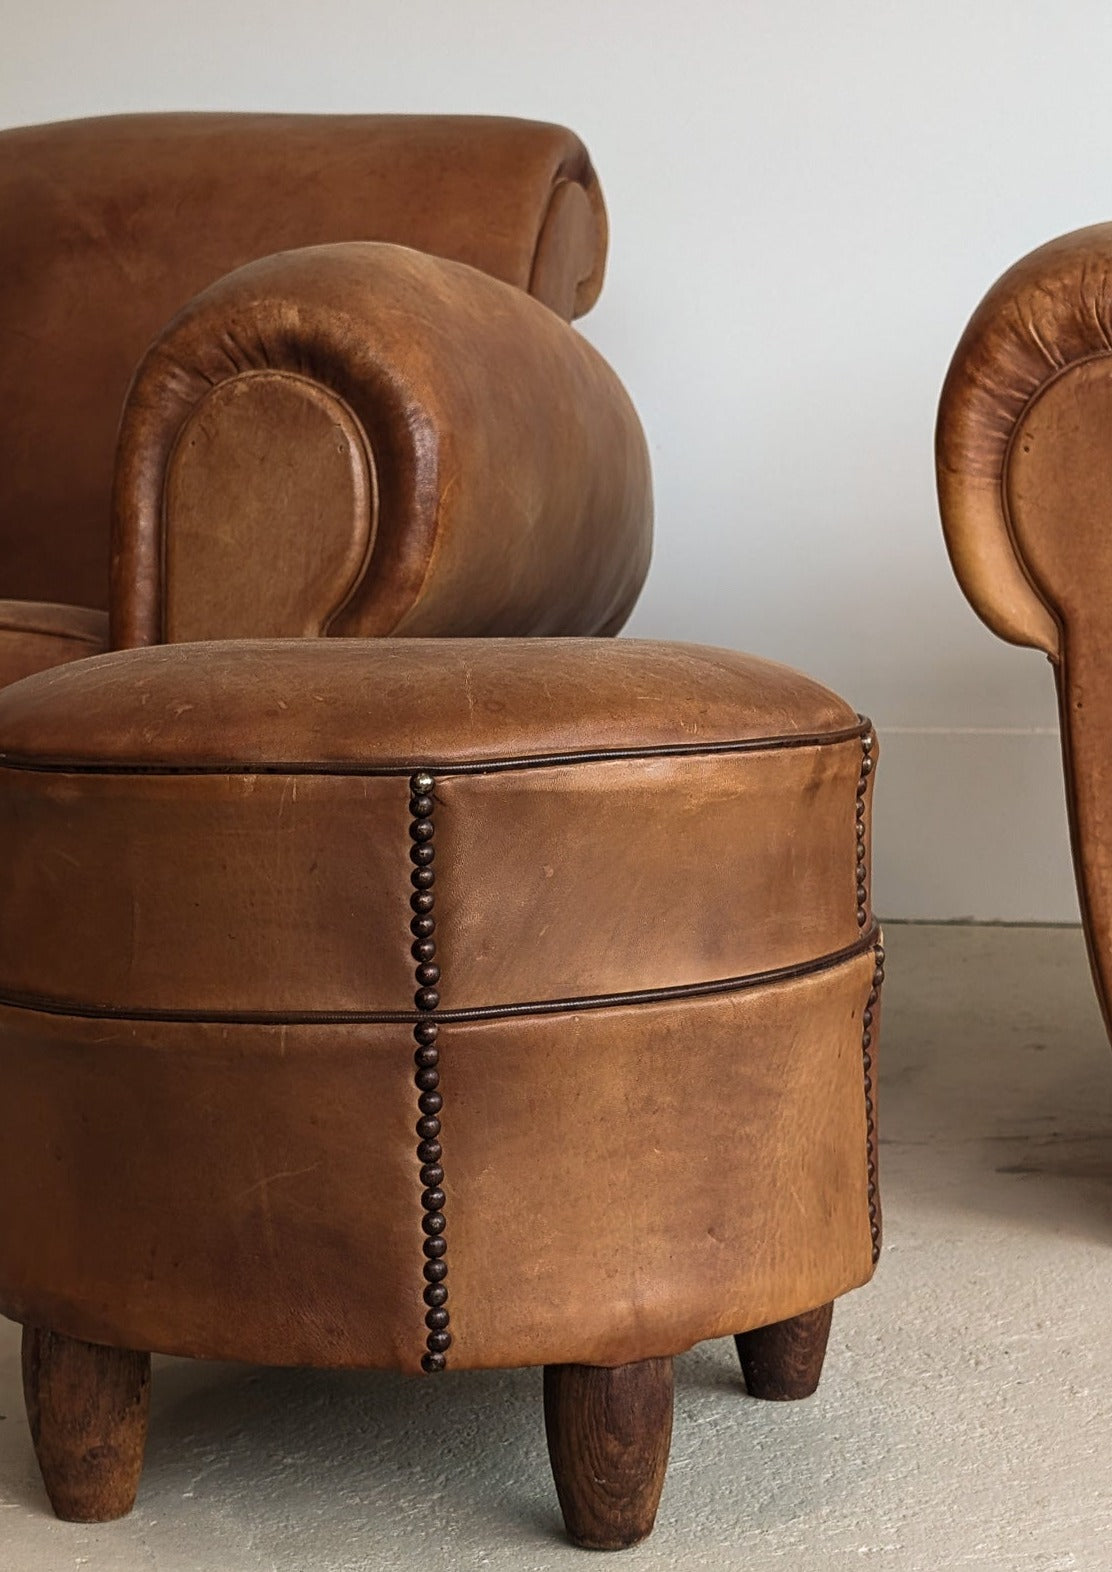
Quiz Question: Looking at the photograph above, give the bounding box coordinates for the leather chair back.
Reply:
[0,113,607,610]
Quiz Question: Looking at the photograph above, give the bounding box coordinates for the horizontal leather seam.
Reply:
[0,927,879,1027]
[0,717,869,777]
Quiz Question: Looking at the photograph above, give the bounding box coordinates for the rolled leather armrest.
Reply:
[936,222,1112,659]
[110,242,652,648]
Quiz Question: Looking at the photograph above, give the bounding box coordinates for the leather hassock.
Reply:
[0,638,882,1373]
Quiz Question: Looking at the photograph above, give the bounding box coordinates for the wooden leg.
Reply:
[22,1326,151,1521]
[544,1357,673,1551]
[734,1301,833,1401]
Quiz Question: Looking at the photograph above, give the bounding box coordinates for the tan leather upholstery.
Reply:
[935,225,1112,657]
[0,638,880,1375]
[0,640,864,1015]
[110,246,651,648]
[0,961,877,1374]
[0,602,108,690]
[937,225,1112,1035]
[0,118,866,1541]
[0,113,645,636]
[0,638,860,768]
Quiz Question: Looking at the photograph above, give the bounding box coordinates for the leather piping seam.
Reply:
[994,349,1112,657]
[0,927,880,1027]
[0,718,871,778]
[407,771,450,1373]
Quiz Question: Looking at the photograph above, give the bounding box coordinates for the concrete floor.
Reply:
[4,923,1112,1570]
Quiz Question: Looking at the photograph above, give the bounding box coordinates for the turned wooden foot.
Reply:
[734,1301,833,1401]
[22,1326,151,1521]
[544,1356,673,1551]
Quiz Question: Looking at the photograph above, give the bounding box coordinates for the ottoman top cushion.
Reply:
[0,632,874,1028]
[0,637,859,770]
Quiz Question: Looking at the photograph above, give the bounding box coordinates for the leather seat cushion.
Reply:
[0,600,108,690]
[0,637,872,1015]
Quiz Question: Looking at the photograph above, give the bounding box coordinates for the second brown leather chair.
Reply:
[938,228,1112,1047]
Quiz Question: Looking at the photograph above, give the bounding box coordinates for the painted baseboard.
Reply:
[872,728,1080,923]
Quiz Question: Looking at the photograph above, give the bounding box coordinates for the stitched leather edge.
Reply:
[0,926,881,1026]
[0,718,870,776]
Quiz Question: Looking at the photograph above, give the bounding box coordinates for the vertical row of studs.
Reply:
[409,771,451,1373]
[856,728,882,1264]
[863,941,884,1264]
[855,731,874,929]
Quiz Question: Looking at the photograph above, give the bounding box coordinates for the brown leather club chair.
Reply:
[0,115,881,1553]
[937,227,1112,1041]
[0,112,652,682]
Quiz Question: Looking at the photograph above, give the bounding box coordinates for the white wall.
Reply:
[5,1,1105,920]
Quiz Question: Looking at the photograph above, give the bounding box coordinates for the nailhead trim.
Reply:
[404,740,881,1366]
[855,729,882,1264]
[863,941,883,1264]
[409,771,451,1374]
[855,732,873,930]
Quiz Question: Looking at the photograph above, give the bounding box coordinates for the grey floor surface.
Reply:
[4,923,1112,1570]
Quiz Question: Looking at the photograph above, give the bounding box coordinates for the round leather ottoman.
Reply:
[0,637,882,1549]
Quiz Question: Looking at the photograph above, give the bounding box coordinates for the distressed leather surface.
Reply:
[0,640,865,1014]
[0,638,858,768]
[0,601,108,689]
[0,113,616,617]
[0,638,879,1371]
[0,1008,426,1371]
[0,955,876,1373]
[937,226,1112,1039]
[160,372,378,642]
[442,954,877,1370]
[110,244,651,648]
